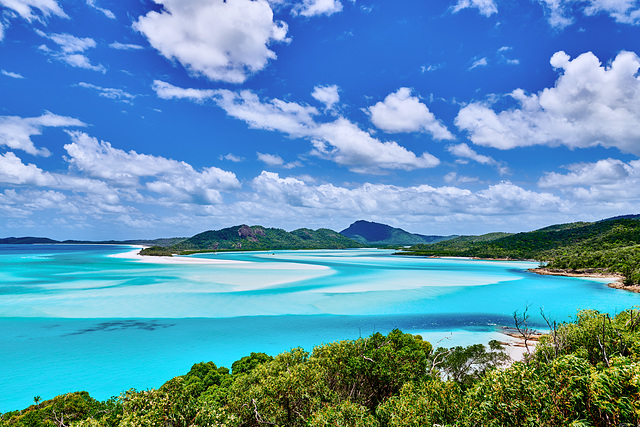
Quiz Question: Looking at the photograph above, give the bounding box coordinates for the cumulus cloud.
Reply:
[367,88,454,140]
[538,158,640,203]
[311,85,340,110]
[153,82,441,173]
[64,131,241,204]
[36,31,105,72]
[0,112,85,156]
[456,51,640,155]
[538,0,640,28]
[292,0,343,17]
[251,171,564,217]
[452,0,498,16]
[0,150,122,206]
[312,118,441,173]
[135,0,290,84]
[0,151,56,185]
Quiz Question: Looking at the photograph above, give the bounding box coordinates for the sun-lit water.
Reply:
[1,244,639,412]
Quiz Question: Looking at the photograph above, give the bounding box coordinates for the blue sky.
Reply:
[1,0,640,240]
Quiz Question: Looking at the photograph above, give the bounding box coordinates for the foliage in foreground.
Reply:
[3,309,640,426]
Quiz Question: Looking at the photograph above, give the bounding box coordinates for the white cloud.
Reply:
[540,158,639,187]
[456,51,640,155]
[152,80,217,103]
[85,0,115,19]
[311,84,340,110]
[251,171,564,217]
[447,143,496,165]
[367,87,454,140]
[77,82,136,102]
[0,0,67,22]
[213,89,319,136]
[0,112,85,156]
[109,42,143,51]
[538,158,640,204]
[469,57,488,70]
[538,0,640,28]
[257,152,301,168]
[292,0,343,17]
[64,131,241,204]
[444,171,479,183]
[312,118,440,173]
[498,46,519,65]
[452,0,498,16]
[135,0,290,84]
[37,31,105,72]
[0,22,5,42]
[220,153,245,162]
[257,152,285,166]
[1,69,24,78]
[0,150,122,205]
[154,82,441,173]
[0,151,56,185]
[421,64,442,73]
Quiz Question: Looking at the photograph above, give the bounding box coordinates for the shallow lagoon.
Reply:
[1,245,639,411]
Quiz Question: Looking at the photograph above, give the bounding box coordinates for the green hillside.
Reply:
[402,218,640,285]
[164,224,362,253]
[340,220,453,246]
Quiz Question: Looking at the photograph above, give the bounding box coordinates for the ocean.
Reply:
[1,244,638,412]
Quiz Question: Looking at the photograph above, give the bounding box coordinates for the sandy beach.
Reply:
[109,247,251,265]
[528,267,640,293]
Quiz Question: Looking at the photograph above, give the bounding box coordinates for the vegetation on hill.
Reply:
[169,225,362,253]
[403,218,640,285]
[3,308,640,426]
[0,237,59,244]
[340,220,453,246]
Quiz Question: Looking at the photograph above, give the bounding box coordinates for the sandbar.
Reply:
[108,247,250,265]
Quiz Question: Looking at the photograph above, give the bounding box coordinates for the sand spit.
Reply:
[108,247,250,265]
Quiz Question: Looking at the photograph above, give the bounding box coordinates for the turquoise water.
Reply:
[1,245,639,412]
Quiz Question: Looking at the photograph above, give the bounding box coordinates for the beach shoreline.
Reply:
[108,247,251,265]
[527,267,640,293]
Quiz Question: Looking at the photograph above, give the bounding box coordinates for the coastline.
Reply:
[528,267,640,293]
[108,247,251,265]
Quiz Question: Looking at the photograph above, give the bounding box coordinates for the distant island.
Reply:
[140,225,362,255]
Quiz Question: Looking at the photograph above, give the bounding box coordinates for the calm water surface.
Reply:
[1,244,639,411]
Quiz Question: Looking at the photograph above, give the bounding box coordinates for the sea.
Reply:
[1,244,639,412]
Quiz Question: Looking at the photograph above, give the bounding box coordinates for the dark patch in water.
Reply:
[66,320,175,336]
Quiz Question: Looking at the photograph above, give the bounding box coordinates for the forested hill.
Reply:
[164,225,362,253]
[340,220,454,246]
[402,217,640,285]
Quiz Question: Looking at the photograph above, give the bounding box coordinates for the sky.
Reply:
[0,0,640,240]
